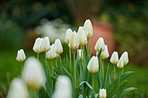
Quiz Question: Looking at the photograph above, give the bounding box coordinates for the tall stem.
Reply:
[114,64,116,80]
[122,68,124,75]
[37,53,39,60]
[87,39,89,56]
[69,47,72,72]
[45,54,47,68]
[73,50,76,88]
[102,60,104,81]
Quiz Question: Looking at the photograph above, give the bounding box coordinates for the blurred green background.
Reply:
[0,0,148,97]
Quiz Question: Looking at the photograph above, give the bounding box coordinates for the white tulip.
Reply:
[83,19,93,39]
[22,57,46,89]
[117,58,124,68]
[95,37,105,52]
[55,39,63,55]
[46,44,59,60]
[52,75,72,98]
[87,56,99,74]
[68,31,79,50]
[16,49,26,62]
[101,45,109,60]
[7,78,29,98]
[41,37,50,52]
[110,51,119,64]
[33,38,43,54]
[99,88,107,98]
[77,49,83,60]
[65,28,72,44]
[120,51,129,65]
[78,26,87,46]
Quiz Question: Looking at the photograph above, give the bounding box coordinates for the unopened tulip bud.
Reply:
[55,39,63,55]
[117,58,124,68]
[101,45,109,60]
[65,28,72,44]
[95,37,105,52]
[87,56,99,74]
[46,44,59,60]
[110,51,119,64]
[52,75,72,98]
[78,26,87,46]
[41,37,50,52]
[16,49,26,62]
[7,78,29,98]
[99,88,107,98]
[83,19,93,39]
[68,31,79,50]
[120,51,129,65]
[77,49,83,60]
[33,38,43,54]
[22,57,46,89]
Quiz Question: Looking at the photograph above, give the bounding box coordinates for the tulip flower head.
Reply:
[83,19,93,39]
[120,51,129,65]
[16,49,26,62]
[77,49,83,60]
[87,56,99,74]
[101,45,109,60]
[55,39,63,55]
[95,37,105,52]
[7,78,29,98]
[52,75,72,98]
[117,58,124,68]
[110,51,119,64]
[99,88,107,98]
[65,28,73,44]
[41,37,50,52]
[78,26,87,46]
[46,44,59,60]
[22,57,46,89]
[33,38,43,54]
[68,31,79,50]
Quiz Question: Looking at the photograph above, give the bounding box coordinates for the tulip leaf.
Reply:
[120,87,137,97]
[116,80,127,97]
[79,81,93,91]
[102,64,109,88]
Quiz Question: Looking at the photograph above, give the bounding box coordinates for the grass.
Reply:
[0,50,148,96]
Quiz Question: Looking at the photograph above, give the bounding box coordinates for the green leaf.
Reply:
[102,64,109,88]
[120,87,137,97]
[120,71,134,82]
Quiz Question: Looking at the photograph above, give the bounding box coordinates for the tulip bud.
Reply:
[117,58,124,68]
[52,75,72,98]
[77,49,83,60]
[87,56,99,74]
[99,88,107,98]
[83,19,93,39]
[7,78,29,98]
[101,45,109,60]
[110,51,119,64]
[33,38,43,54]
[68,31,79,50]
[78,26,87,46]
[55,39,63,55]
[41,37,50,52]
[16,49,26,62]
[95,37,105,52]
[120,51,129,65]
[65,28,72,44]
[22,57,46,89]
[46,44,59,60]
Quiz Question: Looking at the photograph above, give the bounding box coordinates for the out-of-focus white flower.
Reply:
[52,75,72,98]
[87,56,99,74]
[68,31,79,50]
[22,57,46,89]
[78,26,87,46]
[101,45,109,60]
[110,51,119,64]
[117,58,124,68]
[120,51,129,65]
[65,28,73,44]
[77,49,83,60]
[46,44,59,60]
[41,37,50,52]
[95,37,105,52]
[7,78,29,98]
[16,49,26,62]
[99,88,107,98]
[55,39,63,55]
[33,38,43,54]
[83,19,93,39]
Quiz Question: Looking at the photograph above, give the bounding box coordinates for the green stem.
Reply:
[37,53,39,60]
[87,39,89,57]
[73,50,76,88]
[122,68,124,75]
[102,60,104,81]
[114,64,116,80]
[45,54,47,69]
[69,47,72,72]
